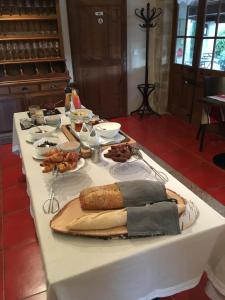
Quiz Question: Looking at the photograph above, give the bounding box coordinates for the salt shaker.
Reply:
[91,145,101,163]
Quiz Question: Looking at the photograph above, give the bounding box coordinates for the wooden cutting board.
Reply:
[50,189,186,238]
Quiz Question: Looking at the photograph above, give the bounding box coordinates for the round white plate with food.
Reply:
[32,152,45,160]
[42,157,85,174]
[64,158,85,174]
[101,147,138,164]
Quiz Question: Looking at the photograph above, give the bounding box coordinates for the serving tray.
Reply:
[50,190,198,238]
[61,125,136,149]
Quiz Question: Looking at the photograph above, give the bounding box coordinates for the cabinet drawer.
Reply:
[0,86,9,95]
[10,84,39,94]
[40,81,66,91]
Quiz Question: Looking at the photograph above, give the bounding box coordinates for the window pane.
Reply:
[177,1,198,36]
[177,3,187,36]
[184,38,195,65]
[187,1,198,36]
[218,0,225,36]
[175,38,184,64]
[204,0,219,37]
[214,38,225,70]
[200,38,214,69]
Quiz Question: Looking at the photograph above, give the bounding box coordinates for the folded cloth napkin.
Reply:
[117,180,167,207]
[127,201,180,237]
[20,118,34,130]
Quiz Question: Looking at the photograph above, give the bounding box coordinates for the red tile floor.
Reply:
[1,114,225,300]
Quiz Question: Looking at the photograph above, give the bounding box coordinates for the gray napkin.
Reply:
[117,180,167,207]
[127,202,181,237]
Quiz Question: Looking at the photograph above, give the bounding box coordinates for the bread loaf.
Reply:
[80,183,124,210]
[67,209,127,230]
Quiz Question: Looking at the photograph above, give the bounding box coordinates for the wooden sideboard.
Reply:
[0,0,70,144]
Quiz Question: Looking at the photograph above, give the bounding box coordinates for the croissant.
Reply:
[64,152,79,162]
[44,153,64,163]
[57,161,77,173]
[42,162,56,173]
[43,148,59,157]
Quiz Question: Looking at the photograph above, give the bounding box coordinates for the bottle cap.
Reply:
[64,86,72,93]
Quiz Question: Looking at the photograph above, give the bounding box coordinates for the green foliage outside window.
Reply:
[215,30,225,70]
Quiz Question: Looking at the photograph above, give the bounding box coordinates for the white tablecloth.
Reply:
[12,110,225,300]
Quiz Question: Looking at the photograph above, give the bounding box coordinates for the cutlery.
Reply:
[132,147,168,183]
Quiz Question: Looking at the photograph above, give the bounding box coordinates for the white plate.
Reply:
[26,135,34,144]
[32,152,45,160]
[101,147,138,164]
[28,125,56,141]
[26,133,58,144]
[64,158,85,174]
[42,158,85,174]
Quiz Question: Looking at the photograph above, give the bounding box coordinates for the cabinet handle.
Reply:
[22,86,28,91]
[50,84,56,89]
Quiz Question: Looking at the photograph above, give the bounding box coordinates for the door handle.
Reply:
[184,79,196,86]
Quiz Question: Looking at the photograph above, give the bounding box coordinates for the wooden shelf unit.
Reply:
[0,0,69,143]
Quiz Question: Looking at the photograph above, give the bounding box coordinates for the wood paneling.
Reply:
[67,0,127,118]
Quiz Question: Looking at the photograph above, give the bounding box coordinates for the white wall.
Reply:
[127,0,151,113]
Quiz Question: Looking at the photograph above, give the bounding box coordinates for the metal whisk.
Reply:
[43,166,60,214]
[132,147,168,183]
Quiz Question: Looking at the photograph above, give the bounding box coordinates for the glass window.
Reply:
[200,39,214,69]
[175,0,199,66]
[200,0,225,70]
[175,38,184,64]
[184,38,195,65]
[177,2,187,36]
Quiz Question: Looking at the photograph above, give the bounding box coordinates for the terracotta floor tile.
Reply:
[173,290,189,300]
[4,242,46,300]
[159,149,203,172]
[2,163,24,190]
[0,251,3,300]
[0,152,21,169]
[3,182,30,214]
[0,144,12,155]
[143,137,180,155]
[3,208,36,249]
[0,220,2,251]
[181,161,225,190]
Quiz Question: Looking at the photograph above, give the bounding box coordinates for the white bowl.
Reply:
[29,125,56,141]
[94,122,121,139]
[58,141,80,153]
[34,137,59,156]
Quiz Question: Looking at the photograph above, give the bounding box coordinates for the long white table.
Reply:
[13,110,225,300]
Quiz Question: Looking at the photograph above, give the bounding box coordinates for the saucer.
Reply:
[32,152,45,160]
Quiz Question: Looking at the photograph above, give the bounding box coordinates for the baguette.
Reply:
[66,204,185,231]
[80,183,124,210]
[80,184,186,212]
[67,209,127,231]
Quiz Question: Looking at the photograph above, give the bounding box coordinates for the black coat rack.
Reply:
[131,2,162,118]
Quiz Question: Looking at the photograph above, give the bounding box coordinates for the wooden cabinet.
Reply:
[0,0,70,144]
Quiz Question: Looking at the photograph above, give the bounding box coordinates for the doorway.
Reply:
[66,0,127,118]
[168,0,225,124]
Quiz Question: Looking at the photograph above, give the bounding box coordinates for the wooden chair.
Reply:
[197,76,225,151]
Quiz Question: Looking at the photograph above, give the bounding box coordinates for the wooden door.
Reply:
[169,0,225,124]
[67,0,127,118]
[168,0,204,123]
